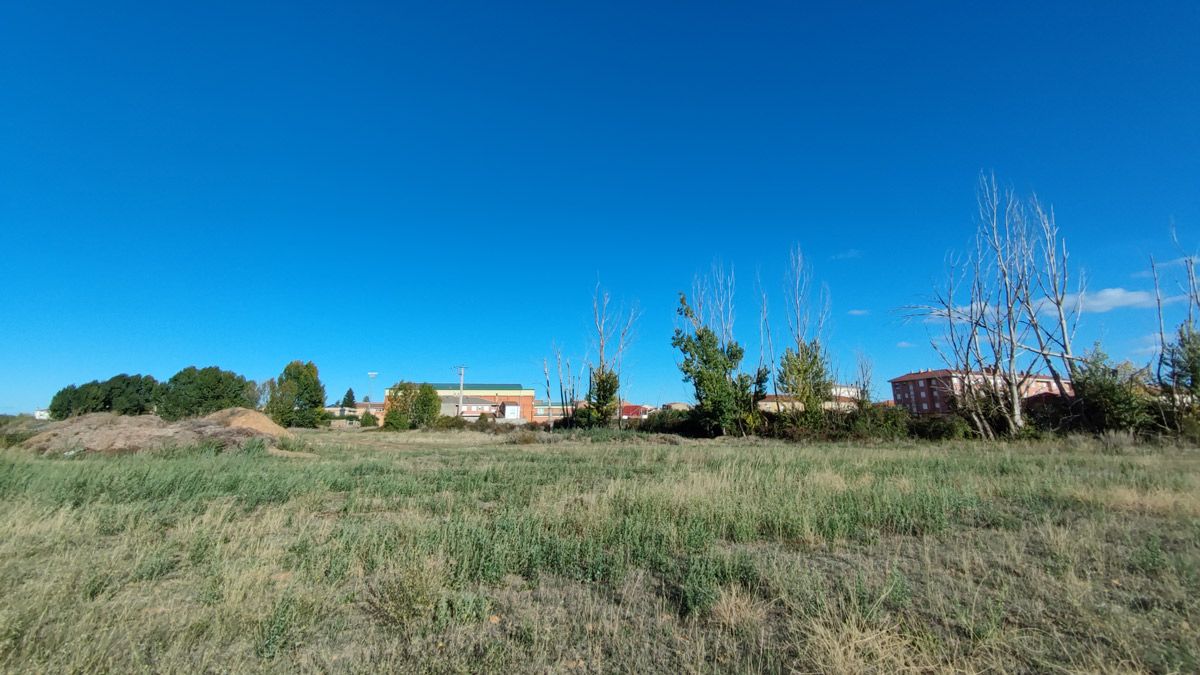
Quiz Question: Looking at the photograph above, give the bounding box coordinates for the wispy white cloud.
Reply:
[896,341,915,349]
[847,309,869,316]
[1131,333,1162,357]
[1063,287,1183,314]
[830,249,863,261]
[1131,256,1198,279]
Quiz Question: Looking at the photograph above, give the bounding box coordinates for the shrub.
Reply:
[383,408,410,431]
[1071,346,1152,434]
[433,415,468,431]
[637,409,702,436]
[360,412,378,428]
[908,414,972,441]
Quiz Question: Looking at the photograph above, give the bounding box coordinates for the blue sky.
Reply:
[2,1,1198,411]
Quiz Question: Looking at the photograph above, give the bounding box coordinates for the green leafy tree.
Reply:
[49,382,102,419]
[412,384,441,429]
[383,382,418,430]
[156,366,257,421]
[264,361,327,428]
[671,294,768,436]
[48,374,160,419]
[106,374,160,415]
[575,366,619,428]
[1072,344,1150,433]
[360,411,378,427]
[775,340,832,433]
[340,388,357,410]
[48,384,79,420]
[1163,323,1200,404]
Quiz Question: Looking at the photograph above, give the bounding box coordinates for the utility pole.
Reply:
[367,372,378,414]
[453,365,467,417]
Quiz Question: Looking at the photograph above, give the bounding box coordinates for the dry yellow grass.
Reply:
[0,433,1196,672]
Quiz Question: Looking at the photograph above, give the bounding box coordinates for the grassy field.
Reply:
[0,431,1197,673]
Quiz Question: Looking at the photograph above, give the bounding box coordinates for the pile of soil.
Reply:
[21,408,291,455]
[204,407,293,439]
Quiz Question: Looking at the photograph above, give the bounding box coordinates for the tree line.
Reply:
[544,175,1200,442]
[46,175,1198,443]
[49,361,329,429]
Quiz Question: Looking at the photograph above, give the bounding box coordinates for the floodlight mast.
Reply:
[453,365,467,417]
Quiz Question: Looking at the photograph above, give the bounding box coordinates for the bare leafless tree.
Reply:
[590,282,640,427]
[915,174,1084,437]
[553,343,578,424]
[784,245,829,351]
[757,273,780,413]
[854,352,874,408]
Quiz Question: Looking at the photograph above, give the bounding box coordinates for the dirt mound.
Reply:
[21,409,291,455]
[204,408,293,439]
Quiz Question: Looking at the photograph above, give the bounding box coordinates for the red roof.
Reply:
[621,405,650,417]
[889,369,957,383]
[889,369,1068,384]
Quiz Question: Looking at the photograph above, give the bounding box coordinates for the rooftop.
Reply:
[889,369,1070,384]
[438,395,496,406]
[425,383,529,391]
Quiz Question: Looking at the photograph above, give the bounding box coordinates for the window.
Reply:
[920,391,926,399]
[922,403,928,410]
[918,380,925,388]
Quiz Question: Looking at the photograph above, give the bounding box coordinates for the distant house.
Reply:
[499,401,523,421]
[889,369,1072,416]
[438,396,497,419]
[392,383,536,422]
[324,402,385,418]
[34,409,51,421]
[756,384,864,413]
[661,402,692,412]
[533,400,577,424]
[620,404,655,420]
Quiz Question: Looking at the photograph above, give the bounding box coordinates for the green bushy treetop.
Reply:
[157,366,258,421]
[1163,324,1200,400]
[776,339,832,431]
[575,365,619,428]
[48,374,160,420]
[264,361,327,428]
[383,382,417,430]
[412,384,441,429]
[1071,344,1151,433]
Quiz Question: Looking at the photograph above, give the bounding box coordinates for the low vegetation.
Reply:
[1,432,1196,672]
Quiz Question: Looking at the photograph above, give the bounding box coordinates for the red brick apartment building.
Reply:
[890,369,1072,416]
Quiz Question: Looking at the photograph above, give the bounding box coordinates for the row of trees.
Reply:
[49,367,257,421]
[670,251,836,439]
[543,175,1198,442]
[49,360,331,429]
[546,254,838,439]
